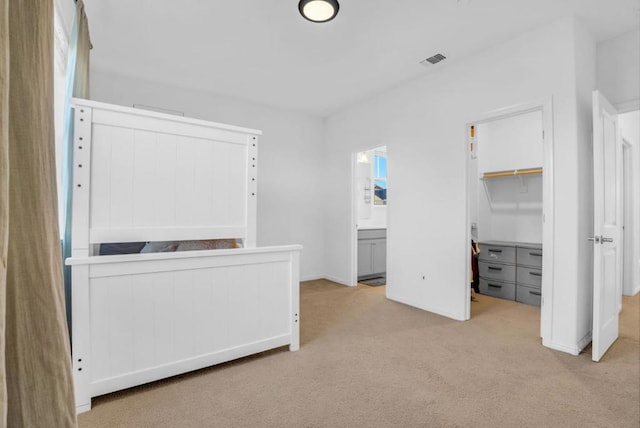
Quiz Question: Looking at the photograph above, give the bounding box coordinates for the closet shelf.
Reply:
[481,167,543,180]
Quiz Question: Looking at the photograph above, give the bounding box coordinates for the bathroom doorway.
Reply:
[353,146,388,287]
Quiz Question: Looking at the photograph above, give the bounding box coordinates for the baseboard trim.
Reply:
[323,275,354,287]
[76,403,91,415]
[542,339,582,356]
[624,285,640,297]
[300,275,358,287]
[387,293,466,321]
[577,331,592,353]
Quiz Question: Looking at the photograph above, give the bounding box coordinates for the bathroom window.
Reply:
[373,153,387,206]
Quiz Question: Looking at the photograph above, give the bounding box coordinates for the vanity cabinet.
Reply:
[358,229,386,279]
[478,241,542,307]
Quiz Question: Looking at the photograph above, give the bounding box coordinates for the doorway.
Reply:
[465,100,554,342]
[353,146,388,287]
[620,109,640,298]
[622,139,631,309]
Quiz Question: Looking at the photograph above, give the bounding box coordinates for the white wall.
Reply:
[469,146,479,241]
[477,110,544,174]
[597,29,640,112]
[324,17,590,353]
[573,20,597,351]
[620,110,640,296]
[476,111,544,244]
[477,176,543,243]
[90,70,326,281]
[356,160,372,221]
[54,0,75,36]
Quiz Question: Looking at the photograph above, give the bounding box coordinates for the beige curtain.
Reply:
[0,0,8,421]
[72,1,91,96]
[0,0,77,426]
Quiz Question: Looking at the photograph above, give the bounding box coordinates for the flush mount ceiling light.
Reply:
[298,0,340,23]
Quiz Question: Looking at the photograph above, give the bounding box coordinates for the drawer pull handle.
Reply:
[488,266,502,271]
[488,284,502,289]
[528,272,542,277]
[529,291,542,296]
[529,252,542,257]
[489,249,502,253]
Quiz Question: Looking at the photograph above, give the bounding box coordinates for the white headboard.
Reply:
[70,99,261,256]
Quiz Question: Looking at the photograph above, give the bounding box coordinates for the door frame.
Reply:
[619,108,640,297]
[621,133,639,297]
[350,145,389,287]
[464,98,554,342]
[622,138,631,303]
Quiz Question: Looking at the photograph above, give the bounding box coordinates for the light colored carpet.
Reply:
[79,280,640,428]
[359,276,386,286]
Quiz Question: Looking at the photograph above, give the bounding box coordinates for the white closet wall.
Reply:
[476,110,544,243]
[477,110,543,172]
[469,150,479,240]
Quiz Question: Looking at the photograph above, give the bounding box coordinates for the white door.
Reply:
[591,90,623,362]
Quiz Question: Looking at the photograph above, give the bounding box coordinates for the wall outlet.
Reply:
[420,273,426,281]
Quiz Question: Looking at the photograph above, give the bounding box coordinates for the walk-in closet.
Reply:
[468,109,545,308]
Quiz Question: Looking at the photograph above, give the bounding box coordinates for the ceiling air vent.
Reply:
[420,53,447,66]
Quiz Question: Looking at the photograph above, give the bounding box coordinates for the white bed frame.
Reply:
[66,99,301,413]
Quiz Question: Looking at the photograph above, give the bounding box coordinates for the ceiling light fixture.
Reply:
[298,0,340,23]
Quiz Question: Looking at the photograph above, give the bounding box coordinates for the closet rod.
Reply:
[482,167,543,179]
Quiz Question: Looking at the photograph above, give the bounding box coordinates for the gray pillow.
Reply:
[99,242,147,255]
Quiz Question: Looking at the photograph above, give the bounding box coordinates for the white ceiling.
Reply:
[85,0,640,117]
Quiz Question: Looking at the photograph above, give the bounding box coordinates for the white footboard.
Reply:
[68,245,301,413]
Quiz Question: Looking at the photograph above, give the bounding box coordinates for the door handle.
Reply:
[587,236,601,243]
[601,237,613,243]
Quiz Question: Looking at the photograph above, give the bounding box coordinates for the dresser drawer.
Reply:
[516,247,543,268]
[516,266,542,288]
[479,278,516,300]
[478,261,516,282]
[479,244,516,265]
[516,284,542,307]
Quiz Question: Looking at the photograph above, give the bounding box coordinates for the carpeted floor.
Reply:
[78,280,640,428]
[359,276,386,286]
